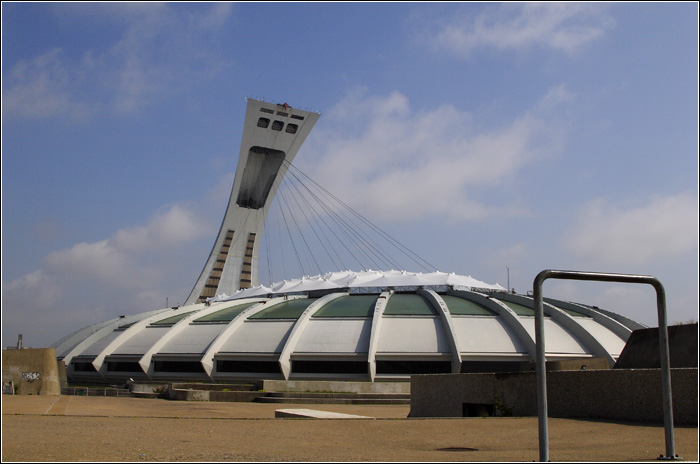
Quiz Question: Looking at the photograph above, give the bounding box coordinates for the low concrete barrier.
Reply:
[410,368,698,425]
[262,380,410,394]
[167,383,265,402]
[128,381,170,396]
[168,387,209,402]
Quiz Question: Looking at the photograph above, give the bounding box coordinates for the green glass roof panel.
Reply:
[313,295,377,318]
[249,298,318,320]
[497,300,534,316]
[561,308,590,317]
[194,301,262,323]
[543,298,591,317]
[441,295,494,315]
[384,294,437,316]
[117,321,137,329]
[549,304,590,318]
[151,311,198,326]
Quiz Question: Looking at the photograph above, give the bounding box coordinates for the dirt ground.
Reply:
[2,395,697,462]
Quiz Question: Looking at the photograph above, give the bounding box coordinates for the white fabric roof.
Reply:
[209,270,506,303]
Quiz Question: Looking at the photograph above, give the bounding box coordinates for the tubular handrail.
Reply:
[532,270,678,462]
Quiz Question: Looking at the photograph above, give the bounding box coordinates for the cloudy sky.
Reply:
[2,2,698,348]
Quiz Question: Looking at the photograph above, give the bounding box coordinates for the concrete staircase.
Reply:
[255,391,410,405]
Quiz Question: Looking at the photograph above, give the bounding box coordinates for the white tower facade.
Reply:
[185,99,320,304]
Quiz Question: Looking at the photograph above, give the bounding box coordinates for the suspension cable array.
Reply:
[259,160,437,286]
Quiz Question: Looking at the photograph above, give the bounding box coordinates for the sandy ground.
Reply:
[2,395,697,462]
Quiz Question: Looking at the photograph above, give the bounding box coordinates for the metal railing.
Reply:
[61,386,132,397]
[532,270,680,462]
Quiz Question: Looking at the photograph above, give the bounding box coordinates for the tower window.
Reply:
[271,120,284,131]
[285,124,298,134]
[257,117,270,128]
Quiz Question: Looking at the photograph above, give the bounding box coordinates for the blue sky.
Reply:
[2,2,698,348]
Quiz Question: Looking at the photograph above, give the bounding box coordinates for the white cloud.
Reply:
[562,192,699,267]
[430,3,614,57]
[3,269,65,310]
[2,4,234,120]
[300,89,566,222]
[112,204,210,253]
[39,204,210,287]
[2,203,212,346]
[44,239,148,289]
[536,84,576,113]
[1,49,92,120]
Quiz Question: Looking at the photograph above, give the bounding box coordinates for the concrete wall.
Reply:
[57,360,68,388]
[410,368,697,425]
[2,348,61,396]
[614,324,698,369]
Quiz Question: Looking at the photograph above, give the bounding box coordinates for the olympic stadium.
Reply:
[51,98,646,385]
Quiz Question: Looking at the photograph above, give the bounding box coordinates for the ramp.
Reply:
[275,408,374,419]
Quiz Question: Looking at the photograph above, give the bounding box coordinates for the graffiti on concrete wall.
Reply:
[21,372,40,382]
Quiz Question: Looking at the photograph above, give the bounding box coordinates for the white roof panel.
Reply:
[80,330,122,357]
[112,326,170,356]
[294,319,372,354]
[574,318,628,357]
[520,317,590,355]
[377,317,451,353]
[219,320,295,353]
[158,324,228,355]
[452,316,529,354]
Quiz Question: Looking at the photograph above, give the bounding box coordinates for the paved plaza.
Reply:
[2,395,698,462]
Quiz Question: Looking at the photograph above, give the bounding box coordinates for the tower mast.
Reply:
[185,99,320,304]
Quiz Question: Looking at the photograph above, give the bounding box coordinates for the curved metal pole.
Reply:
[533,270,677,462]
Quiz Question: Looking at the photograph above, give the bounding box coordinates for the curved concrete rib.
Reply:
[498,293,617,367]
[418,289,462,374]
[135,299,269,379]
[92,304,207,376]
[52,319,115,360]
[62,308,170,373]
[367,291,392,381]
[61,319,122,369]
[278,292,347,379]
[201,295,307,378]
[448,289,537,360]
[543,298,633,340]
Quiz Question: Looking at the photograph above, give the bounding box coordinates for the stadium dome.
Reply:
[51,98,646,384]
[53,269,645,384]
